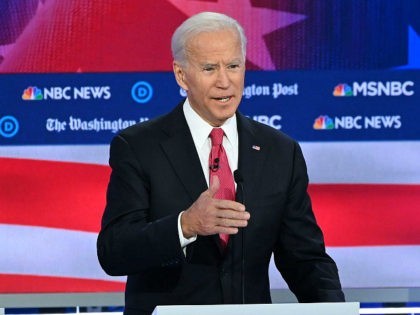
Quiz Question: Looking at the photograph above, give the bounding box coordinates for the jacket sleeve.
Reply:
[273,141,345,302]
[96,134,186,276]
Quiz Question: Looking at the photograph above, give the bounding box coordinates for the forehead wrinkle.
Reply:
[184,30,243,65]
[191,53,243,69]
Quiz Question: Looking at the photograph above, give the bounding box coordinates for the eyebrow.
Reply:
[201,63,218,68]
[229,58,243,64]
[200,59,243,67]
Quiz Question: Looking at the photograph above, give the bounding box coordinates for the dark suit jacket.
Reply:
[97,101,344,315]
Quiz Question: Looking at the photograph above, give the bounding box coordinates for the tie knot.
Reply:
[210,128,224,146]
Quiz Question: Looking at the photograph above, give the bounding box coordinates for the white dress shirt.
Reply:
[177,99,239,251]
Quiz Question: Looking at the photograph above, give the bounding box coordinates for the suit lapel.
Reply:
[159,103,224,257]
[159,103,208,202]
[159,107,267,202]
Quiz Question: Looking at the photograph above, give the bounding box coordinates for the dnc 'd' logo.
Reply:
[0,115,19,138]
[131,81,153,104]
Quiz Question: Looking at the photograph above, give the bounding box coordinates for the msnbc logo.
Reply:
[22,86,43,100]
[333,81,414,97]
[313,115,334,130]
[333,83,353,97]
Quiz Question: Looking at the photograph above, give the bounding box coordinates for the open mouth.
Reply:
[214,96,232,103]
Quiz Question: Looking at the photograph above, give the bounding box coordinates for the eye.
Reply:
[228,63,240,70]
[203,66,215,72]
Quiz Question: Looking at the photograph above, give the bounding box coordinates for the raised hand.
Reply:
[180,175,250,238]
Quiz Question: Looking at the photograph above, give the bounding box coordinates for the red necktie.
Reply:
[209,128,235,249]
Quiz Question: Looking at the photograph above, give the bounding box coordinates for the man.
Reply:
[97,11,344,315]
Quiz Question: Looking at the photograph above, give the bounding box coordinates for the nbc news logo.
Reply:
[22,86,43,100]
[313,114,401,130]
[313,115,334,130]
[21,86,111,100]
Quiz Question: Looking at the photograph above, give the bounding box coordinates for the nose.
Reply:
[216,68,230,89]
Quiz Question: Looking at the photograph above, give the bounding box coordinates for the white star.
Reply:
[397,26,420,69]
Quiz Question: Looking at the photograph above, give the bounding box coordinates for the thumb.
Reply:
[208,175,220,197]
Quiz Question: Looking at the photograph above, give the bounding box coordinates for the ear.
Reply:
[173,61,189,91]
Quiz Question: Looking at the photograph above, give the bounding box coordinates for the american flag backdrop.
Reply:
[1,0,419,294]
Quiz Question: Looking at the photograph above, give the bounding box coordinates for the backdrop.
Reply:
[0,0,419,294]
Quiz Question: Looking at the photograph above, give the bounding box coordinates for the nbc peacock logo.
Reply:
[22,86,43,100]
[313,115,334,130]
[333,83,353,97]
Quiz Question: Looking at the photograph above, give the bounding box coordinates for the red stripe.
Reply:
[310,184,420,246]
[0,158,109,232]
[1,158,419,246]
[0,274,124,293]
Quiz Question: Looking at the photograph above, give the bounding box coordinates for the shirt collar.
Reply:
[183,98,238,147]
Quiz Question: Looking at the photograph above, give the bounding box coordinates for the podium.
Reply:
[152,302,359,315]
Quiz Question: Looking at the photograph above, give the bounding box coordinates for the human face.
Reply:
[173,29,245,127]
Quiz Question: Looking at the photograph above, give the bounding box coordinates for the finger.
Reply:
[217,209,250,221]
[217,214,249,226]
[215,199,246,212]
[208,175,220,197]
[214,226,242,235]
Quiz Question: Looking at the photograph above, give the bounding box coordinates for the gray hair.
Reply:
[171,12,247,66]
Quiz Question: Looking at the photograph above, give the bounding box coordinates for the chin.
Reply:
[218,112,236,122]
